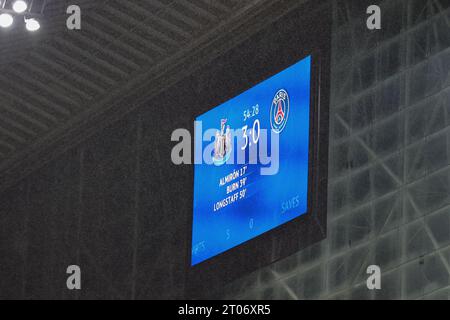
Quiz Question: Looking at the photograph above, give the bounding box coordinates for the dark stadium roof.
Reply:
[0,0,308,190]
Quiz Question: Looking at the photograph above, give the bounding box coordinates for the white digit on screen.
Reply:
[241,125,249,150]
[252,119,260,144]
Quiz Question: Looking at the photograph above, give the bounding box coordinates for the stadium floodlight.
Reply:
[0,13,13,28]
[0,0,47,32]
[25,17,39,31]
[12,0,28,13]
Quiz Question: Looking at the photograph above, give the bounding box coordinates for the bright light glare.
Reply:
[0,13,14,28]
[13,1,28,13]
[25,18,40,31]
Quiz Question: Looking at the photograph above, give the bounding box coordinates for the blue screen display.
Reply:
[192,56,312,266]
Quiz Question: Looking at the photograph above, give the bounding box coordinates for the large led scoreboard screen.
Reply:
[192,56,313,266]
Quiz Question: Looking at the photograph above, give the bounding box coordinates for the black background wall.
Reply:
[0,0,329,299]
[1,0,450,300]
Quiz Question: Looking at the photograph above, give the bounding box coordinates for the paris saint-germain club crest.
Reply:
[270,89,290,134]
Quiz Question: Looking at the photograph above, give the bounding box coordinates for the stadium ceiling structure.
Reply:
[0,0,306,191]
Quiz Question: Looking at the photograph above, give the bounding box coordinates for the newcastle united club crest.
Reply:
[213,119,232,166]
[270,89,290,133]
